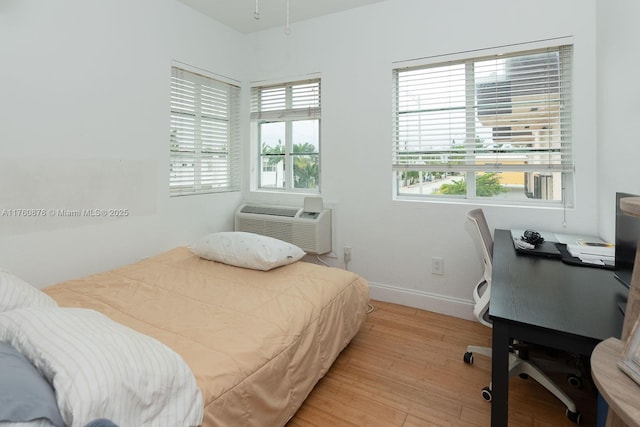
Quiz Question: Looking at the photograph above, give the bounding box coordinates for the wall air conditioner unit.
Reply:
[234,203,331,254]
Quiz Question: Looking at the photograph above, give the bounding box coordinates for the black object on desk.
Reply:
[517,240,563,258]
[510,229,563,258]
[489,229,628,427]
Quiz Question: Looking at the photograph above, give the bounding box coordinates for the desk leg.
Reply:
[491,320,510,427]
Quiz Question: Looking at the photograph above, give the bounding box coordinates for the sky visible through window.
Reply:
[260,121,318,151]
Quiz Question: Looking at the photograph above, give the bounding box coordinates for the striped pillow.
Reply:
[0,308,203,427]
[0,269,57,312]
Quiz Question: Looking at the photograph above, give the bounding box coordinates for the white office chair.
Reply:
[463,208,583,424]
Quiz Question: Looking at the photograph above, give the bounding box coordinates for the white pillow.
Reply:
[0,308,204,427]
[190,231,306,271]
[0,269,57,312]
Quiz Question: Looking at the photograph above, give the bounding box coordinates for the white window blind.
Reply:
[251,79,321,121]
[392,45,573,203]
[170,67,240,196]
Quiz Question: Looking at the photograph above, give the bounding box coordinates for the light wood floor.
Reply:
[287,300,598,427]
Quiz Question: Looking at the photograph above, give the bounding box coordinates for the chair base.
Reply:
[464,345,581,420]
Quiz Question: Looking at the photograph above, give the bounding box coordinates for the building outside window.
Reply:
[169,65,240,196]
[251,78,321,193]
[392,44,574,205]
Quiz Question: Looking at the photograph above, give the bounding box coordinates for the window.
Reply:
[251,79,321,192]
[169,66,240,196]
[392,45,573,204]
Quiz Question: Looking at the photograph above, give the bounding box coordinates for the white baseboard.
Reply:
[368,282,476,321]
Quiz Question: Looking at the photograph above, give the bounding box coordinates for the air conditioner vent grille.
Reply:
[240,205,299,217]
[235,204,331,254]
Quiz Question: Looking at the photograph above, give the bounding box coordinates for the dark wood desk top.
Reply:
[490,229,627,347]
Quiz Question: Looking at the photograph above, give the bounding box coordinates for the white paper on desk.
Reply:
[575,240,615,256]
[554,232,604,245]
[566,243,615,259]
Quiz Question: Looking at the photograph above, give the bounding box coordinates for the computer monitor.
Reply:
[615,191,640,289]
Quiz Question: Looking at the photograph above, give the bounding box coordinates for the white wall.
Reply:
[0,0,245,287]
[596,0,640,242]
[1,0,616,322]
[243,0,599,319]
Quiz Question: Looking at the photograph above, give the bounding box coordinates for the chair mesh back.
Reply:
[467,208,493,262]
[467,208,493,326]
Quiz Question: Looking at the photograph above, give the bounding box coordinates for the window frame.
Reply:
[169,65,240,197]
[251,78,321,194]
[392,41,574,207]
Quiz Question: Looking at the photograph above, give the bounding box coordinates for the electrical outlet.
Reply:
[343,246,352,264]
[432,257,444,275]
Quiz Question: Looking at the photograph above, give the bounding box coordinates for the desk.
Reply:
[489,229,628,427]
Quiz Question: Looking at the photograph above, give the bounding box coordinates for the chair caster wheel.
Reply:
[567,374,582,388]
[481,386,492,401]
[463,352,474,364]
[566,409,582,424]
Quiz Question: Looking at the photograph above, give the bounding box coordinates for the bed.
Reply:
[0,232,369,427]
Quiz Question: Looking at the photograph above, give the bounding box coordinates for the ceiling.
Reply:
[178,0,389,34]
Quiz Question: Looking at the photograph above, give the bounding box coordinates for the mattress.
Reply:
[43,247,369,426]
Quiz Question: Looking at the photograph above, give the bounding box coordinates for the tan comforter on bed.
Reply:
[44,247,369,427]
